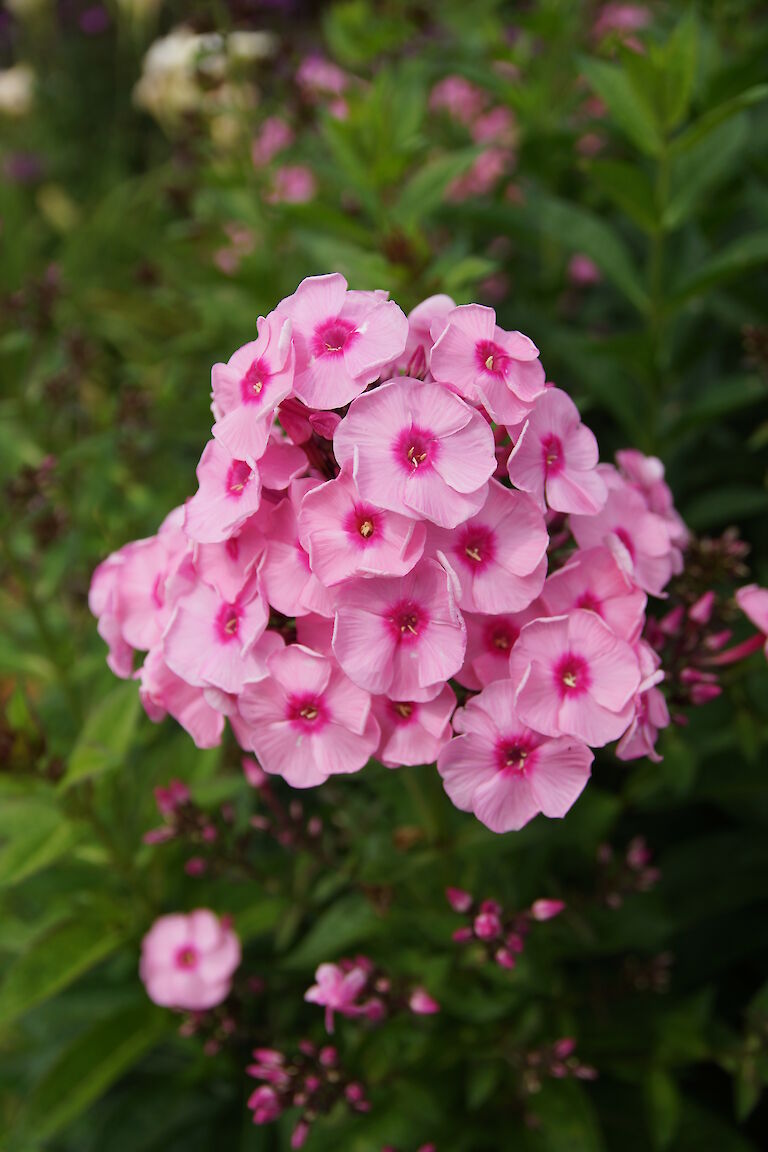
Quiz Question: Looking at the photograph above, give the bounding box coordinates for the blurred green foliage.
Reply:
[1,0,767,1149]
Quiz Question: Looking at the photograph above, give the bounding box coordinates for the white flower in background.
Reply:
[133,25,277,130]
[0,64,35,118]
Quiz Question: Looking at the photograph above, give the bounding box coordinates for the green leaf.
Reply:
[0,801,80,888]
[526,1079,606,1151]
[671,230,768,302]
[16,998,171,1143]
[659,9,699,130]
[589,159,658,232]
[734,1061,763,1123]
[664,115,748,229]
[524,194,648,311]
[580,57,661,155]
[392,150,479,230]
[683,485,768,531]
[282,894,382,970]
[61,682,141,790]
[645,1069,681,1150]
[0,915,125,1029]
[670,83,768,153]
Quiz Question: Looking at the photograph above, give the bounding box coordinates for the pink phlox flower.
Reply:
[447,148,514,200]
[593,3,651,41]
[259,431,308,491]
[193,515,266,603]
[570,465,677,597]
[408,987,440,1015]
[456,606,541,690]
[616,639,669,762]
[139,909,241,1011]
[429,304,545,425]
[252,115,294,167]
[297,463,426,586]
[509,610,642,746]
[568,254,602,286]
[304,962,370,1033]
[437,678,593,832]
[372,685,456,768]
[507,387,607,515]
[238,644,380,787]
[267,165,317,204]
[212,312,295,464]
[332,558,466,697]
[162,570,271,695]
[334,377,496,529]
[382,293,456,379]
[184,439,263,544]
[296,55,348,100]
[260,479,336,617]
[541,546,647,642]
[428,478,548,613]
[276,273,408,409]
[471,106,517,147]
[735,585,768,658]
[137,649,226,749]
[428,75,487,124]
[616,448,688,562]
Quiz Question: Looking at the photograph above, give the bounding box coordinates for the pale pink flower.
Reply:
[430,304,545,424]
[593,3,651,41]
[267,165,316,204]
[447,148,513,200]
[184,439,262,544]
[570,466,677,596]
[736,585,768,657]
[297,465,425,586]
[471,106,517,146]
[437,679,593,833]
[304,962,368,1032]
[409,987,440,1014]
[383,293,456,379]
[616,640,669,762]
[429,75,486,124]
[616,449,688,560]
[541,546,646,642]
[429,479,548,613]
[260,432,308,491]
[88,553,135,677]
[163,574,271,695]
[456,607,540,689]
[333,377,496,529]
[568,254,601,286]
[238,644,380,787]
[296,56,348,99]
[252,115,294,167]
[138,649,225,749]
[372,685,456,768]
[507,387,607,515]
[276,273,407,409]
[193,516,266,604]
[211,313,295,463]
[140,910,241,1010]
[260,480,335,617]
[332,558,466,697]
[509,610,641,746]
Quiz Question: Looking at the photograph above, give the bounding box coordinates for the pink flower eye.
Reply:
[394,701,413,719]
[226,460,252,495]
[175,946,198,970]
[476,339,507,377]
[358,517,375,539]
[555,654,590,694]
[312,317,356,357]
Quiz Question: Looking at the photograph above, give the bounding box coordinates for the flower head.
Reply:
[140,910,241,1010]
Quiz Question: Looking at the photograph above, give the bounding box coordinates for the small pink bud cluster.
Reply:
[596,836,660,908]
[447,888,565,969]
[642,531,767,721]
[246,1041,369,1147]
[521,1037,597,1096]
[245,758,326,850]
[304,957,439,1033]
[91,275,696,837]
[143,778,236,876]
[428,75,518,201]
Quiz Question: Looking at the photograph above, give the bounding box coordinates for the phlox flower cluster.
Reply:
[304,956,440,1033]
[447,888,565,970]
[92,273,690,836]
[428,75,518,201]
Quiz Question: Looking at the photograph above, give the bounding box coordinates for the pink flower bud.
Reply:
[495,947,517,969]
[690,682,722,705]
[409,987,440,1015]
[474,911,502,939]
[530,899,565,921]
[688,591,715,624]
[553,1037,576,1059]
[319,1045,338,1067]
[659,605,684,635]
[345,1081,366,1104]
[363,997,387,1023]
[505,932,525,954]
[291,1120,310,1148]
[452,926,473,943]
[446,886,473,913]
[184,856,207,876]
[242,756,268,788]
[479,898,502,916]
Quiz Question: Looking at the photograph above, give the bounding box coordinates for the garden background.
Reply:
[1,1,768,1149]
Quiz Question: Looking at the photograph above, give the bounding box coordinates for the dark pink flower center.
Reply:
[496,735,536,774]
[576,591,602,615]
[554,652,591,697]
[287,693,329,731]
[226,459,254,498]
[483,619,519,654]
[216,602,241,643]
[344,504,378,548]
[225,536,240,561]
[175,945,199,970]
[476,339,509,377]
[389,599,427,645]
[240,357,272,404]
[541,433,564,475]
[458,523,496,570]
[311,316,357,358]
[387,699,418,726]
[394,424,437,474]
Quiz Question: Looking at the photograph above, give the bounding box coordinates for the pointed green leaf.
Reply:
[61,681,141,790]
[580,56,661,155]
[671,230,768,302]
[671,83,768,153]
